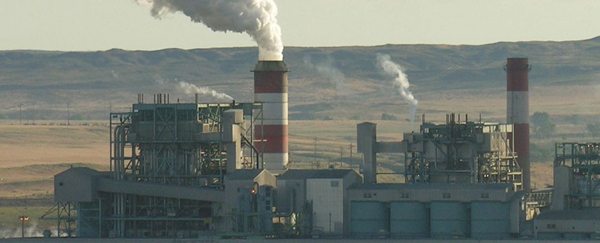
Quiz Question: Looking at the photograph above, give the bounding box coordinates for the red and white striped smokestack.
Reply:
[506,57,530,191]
[254,61,289,170]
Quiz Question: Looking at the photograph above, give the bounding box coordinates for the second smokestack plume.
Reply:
[137,0,283,61]
[303,55,347,97]
[376,54,418,121]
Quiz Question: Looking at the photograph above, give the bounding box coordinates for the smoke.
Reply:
[303,55,347,97]
[153,76,233,101]
[0,221,55,238]
[136,0,284,61]
[376,54,418,122]
[177,81,233,100]
[110,70,120,80]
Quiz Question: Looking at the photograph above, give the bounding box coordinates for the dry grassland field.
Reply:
[0,82,596,236]
[0,123,108,198]
[1,83,590,199]
[2,83,597,196]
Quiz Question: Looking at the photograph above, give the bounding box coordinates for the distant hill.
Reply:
[1,37,599,120]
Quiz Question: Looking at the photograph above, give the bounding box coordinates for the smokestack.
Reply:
[253,61,289,170]
[506,57,530,191]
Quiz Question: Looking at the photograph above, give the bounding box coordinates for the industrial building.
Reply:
[352,114,524,239]
[275,169,361,236]
[54,99,278,237]
[533,142,600,239]
[357,115,522,189]
[348,183,522,239]
[48,57,600,240]
[53,61,288,238]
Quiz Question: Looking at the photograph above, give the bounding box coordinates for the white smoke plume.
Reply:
[376,54,418,122]
[177,81,233,100]
[154,76,233,101]
[303,55,347,97]
[136,0,284,61]
[0,221,55,238]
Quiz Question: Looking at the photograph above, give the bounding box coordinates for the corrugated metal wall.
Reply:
[350,200,514,239]
[390,202,429,238]
[430,202,469,238]
[306,179,344,234]
[471,202,510,239]
[350,201,387,237]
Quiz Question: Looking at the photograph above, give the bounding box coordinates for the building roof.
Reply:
[537,209,600,221]
[225,170,264,180]
[350,182,513,191]
[278,169,358,180]
[55,166,101,178]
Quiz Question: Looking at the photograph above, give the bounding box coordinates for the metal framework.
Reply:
[555,142,600,208]
[85,96,266,238]
[40,202,76,237]
[109,101,263,183]
[404,114,522,190]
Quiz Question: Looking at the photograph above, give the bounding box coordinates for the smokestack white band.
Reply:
[507,91,529,124]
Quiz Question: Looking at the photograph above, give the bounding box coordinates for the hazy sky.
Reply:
[1,0,599,51]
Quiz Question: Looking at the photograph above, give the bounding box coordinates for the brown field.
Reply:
[0,123,109,198]
[0,124,108,168]
[531,163,553,190]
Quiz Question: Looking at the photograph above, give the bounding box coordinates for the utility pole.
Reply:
[19,215,29,238]
[339,146,343,168]
[67,102,70,126]
[18,103,22,125]
[349,143,354,165]
[328,212,332,233]
[32,103,36,125]
[313,137,318,168]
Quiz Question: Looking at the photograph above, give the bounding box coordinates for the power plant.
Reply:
[47,57,600,241]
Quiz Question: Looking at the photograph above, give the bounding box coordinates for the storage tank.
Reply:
[390,202,429,238]
[471,201,510,239]
[430,202,468,238]
[350,201,387,237]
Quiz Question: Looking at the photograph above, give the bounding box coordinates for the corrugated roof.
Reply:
[350,182,512,191]
[56,167,101,177]
[225,170,263,180]
[278,169,358,180]
[537,209,600,220]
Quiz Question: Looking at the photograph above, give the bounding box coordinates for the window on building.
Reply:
[400,192,409,199]
[547,224,556,229]
[481,193,489,199]
[442,193,451,199]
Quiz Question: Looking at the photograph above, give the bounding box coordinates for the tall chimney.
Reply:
[506,57,530,191]
[253,61,289,170]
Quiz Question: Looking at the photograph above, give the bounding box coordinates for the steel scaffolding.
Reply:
[97,96,264,237]
[404,114,522,190]
[555,142,600,208]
